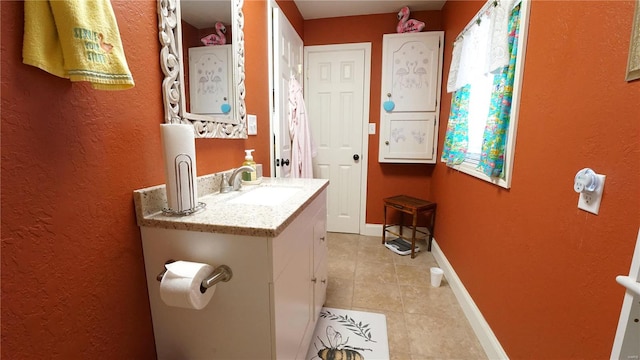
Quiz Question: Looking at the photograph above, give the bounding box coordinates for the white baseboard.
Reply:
[431,239,509,360]
[362,223,382,237]
[362,223,430,239]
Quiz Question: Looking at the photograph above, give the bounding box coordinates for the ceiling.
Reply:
[181,1,231,29]
[182,1,447,29]
[293,0,446,20]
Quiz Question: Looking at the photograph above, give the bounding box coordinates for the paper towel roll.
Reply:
[160,124,198,212]
[160,261,216,310]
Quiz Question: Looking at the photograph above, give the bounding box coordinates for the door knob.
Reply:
[353,154,360,161]
[281,158,290,166]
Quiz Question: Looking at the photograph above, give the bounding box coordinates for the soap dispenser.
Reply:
[242,149,257,182]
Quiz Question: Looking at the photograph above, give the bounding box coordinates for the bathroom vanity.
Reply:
[133,175,329,359]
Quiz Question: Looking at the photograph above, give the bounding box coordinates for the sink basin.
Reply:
[227,186,302,206]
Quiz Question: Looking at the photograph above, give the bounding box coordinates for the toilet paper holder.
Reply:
[157,260,233,294]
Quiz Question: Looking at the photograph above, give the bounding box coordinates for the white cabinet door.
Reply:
[379,32,443,164]
[273,239,313,360]
[313,215,327,271]
[189,45,232,116]
[312,213,327,318]
[382,32,441,112]
[272,189,327,360]
[313,260,328,317]
[297,194,328,359]
[379,112,436,162]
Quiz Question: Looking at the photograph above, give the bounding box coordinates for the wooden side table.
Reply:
[382,195,437,258]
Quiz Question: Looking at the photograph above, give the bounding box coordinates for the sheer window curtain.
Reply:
[479,3,521,177]
[441,0,521,177]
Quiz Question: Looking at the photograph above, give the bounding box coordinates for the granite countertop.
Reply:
[133,175,329,237]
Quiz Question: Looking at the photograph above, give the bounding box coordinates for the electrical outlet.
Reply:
[577,174,606,215]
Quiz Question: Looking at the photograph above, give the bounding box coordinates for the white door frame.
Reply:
[272,7,303,178]
[267,0,276,176]
[304,43,371,234]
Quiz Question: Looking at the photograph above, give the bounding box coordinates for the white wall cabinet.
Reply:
[188,45,232,118]
[140,190,328,359]
[379,31,444,163]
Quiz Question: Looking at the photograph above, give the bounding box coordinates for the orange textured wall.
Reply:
[276,0,304,38]
[432,1,640,358]
[0,0,270,358]
[242,0,271,170]
[304,11,443,224]
[1,1,159,358]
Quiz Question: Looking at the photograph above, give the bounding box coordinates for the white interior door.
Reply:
[611,228,640,359]
[272,8,303,177]
[305,43,371,233]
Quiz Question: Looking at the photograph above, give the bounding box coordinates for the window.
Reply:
[441,0,530,188]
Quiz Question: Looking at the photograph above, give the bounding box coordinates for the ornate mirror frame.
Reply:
[158,0,247,138]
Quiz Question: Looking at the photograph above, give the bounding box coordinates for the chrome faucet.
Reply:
[220,166,255,193]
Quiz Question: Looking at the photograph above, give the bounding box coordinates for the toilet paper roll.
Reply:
[160,124,198,212]
[160,261,216,310]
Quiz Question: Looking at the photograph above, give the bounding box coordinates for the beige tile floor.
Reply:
[324,232,487,360]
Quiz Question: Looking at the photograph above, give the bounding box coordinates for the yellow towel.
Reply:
[23,0,135,90]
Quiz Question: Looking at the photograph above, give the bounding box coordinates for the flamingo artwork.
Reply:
[97,33,113,53]
[396,6,425,33]
[201,22,227,46]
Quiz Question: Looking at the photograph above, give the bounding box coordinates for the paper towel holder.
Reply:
[157,260,233,294]
[162,154,206,216]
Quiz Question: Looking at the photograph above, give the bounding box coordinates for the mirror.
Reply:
[158,0,246,138]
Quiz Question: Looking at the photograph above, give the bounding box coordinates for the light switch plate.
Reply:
[369,123,376,135]
[247,114,257,135]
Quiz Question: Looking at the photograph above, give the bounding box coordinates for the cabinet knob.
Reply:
[385,141,390,145]
[320,236,325,242]
[311,277,317,283]
[321,279,326,284]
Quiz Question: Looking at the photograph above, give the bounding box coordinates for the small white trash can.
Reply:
[430,267,444,287]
